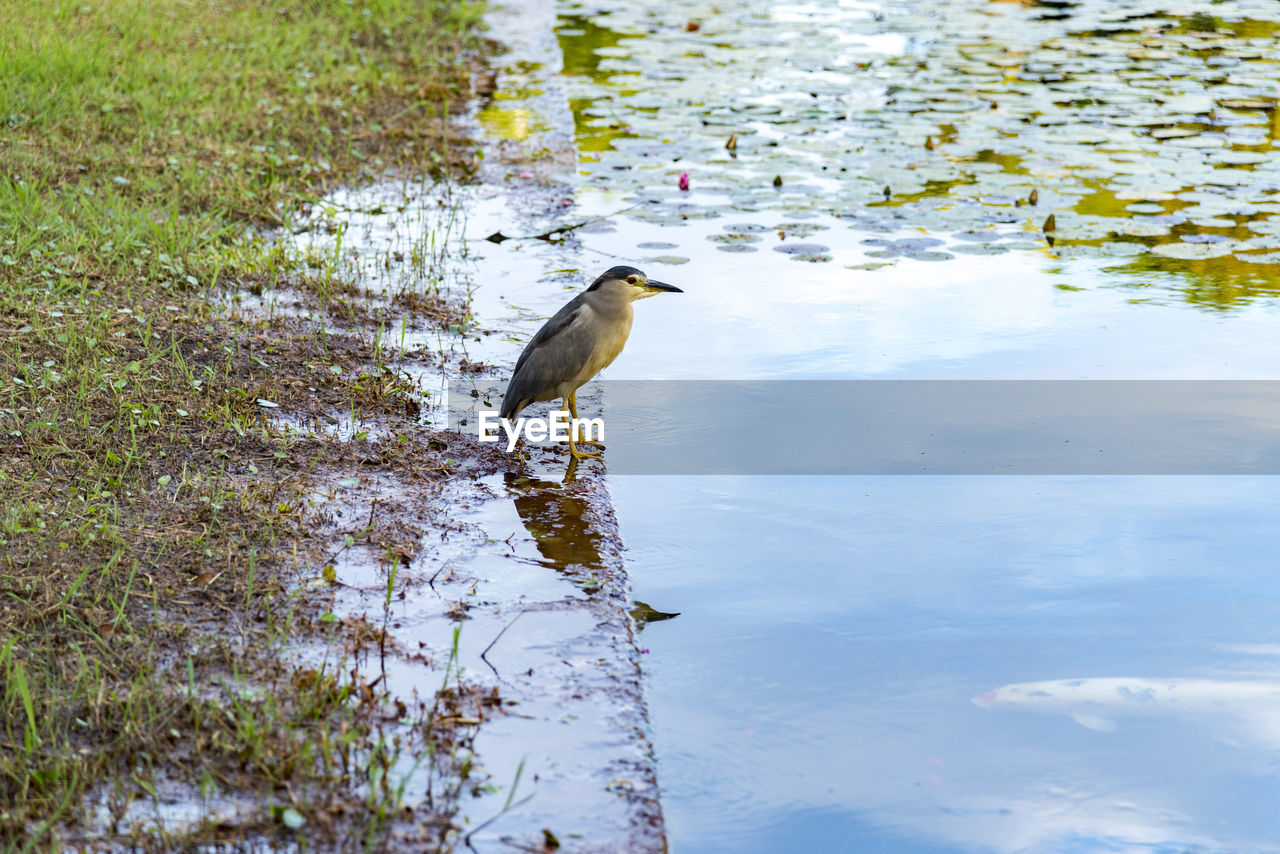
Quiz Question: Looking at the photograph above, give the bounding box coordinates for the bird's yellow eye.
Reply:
[626,275,639,285]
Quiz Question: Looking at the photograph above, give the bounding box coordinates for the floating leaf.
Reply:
[949,244,1009,255]
[1151,242,1241,260]
[773,243,830,255]
[1114,190,1177,201]
[1117,220,1170,237]
[707,233,762,244]
[1235,252,1280,264]
[1218,97,1275,110]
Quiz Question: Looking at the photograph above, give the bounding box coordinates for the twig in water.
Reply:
[480,611,525,678]
[481,201,652,244]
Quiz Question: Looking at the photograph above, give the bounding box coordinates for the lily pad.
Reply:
[1218,97,1276,110]
[1151,241,1243,260]
[773,243,830,255]
[1246,218,1280,235]
[1117,220,1171,237]
[1114,190,1177,201]
[950,230,1002,242]
[1049,215,1124,241]
[860,237,945,256]
[774,222,829,237]
[949,243,1009,255]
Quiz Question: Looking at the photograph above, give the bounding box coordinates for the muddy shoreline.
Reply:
[237,0,671,848]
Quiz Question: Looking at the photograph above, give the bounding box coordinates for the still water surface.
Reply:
[471,0,1280,849]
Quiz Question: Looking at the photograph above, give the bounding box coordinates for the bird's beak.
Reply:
[644,280,683,293]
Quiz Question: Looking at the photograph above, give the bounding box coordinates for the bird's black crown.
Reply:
[586,265,645,291]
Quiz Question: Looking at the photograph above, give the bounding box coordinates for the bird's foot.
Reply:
[574,437,605,448]
[568,445,603,460]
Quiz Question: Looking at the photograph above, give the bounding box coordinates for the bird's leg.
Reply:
[566,430,601,459]
[567,391,604,448]
[563,395,602,459]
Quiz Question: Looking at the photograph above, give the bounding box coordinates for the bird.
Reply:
[500,265,682,459]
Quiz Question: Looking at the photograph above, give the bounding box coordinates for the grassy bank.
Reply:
[0,0,485,849]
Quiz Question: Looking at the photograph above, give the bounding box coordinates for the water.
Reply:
[461,0,1280,849]
[619,476,1280,851]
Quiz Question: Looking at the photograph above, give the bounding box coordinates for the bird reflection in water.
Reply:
[505,470,605,572]
[505,470,679,630]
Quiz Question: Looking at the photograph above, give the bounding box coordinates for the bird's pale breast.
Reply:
[568,301,633,389]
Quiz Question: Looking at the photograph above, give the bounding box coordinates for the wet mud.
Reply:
[211,0,673,849]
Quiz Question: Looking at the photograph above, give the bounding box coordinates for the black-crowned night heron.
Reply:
[501,265,682,459]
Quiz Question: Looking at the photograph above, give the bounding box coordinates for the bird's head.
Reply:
[587,265,683,302]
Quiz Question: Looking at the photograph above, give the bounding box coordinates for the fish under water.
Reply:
[973,677,1280,745]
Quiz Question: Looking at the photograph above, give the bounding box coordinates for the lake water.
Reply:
[463,0,1280,849]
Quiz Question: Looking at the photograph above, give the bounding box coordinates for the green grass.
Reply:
[0,0,486,849]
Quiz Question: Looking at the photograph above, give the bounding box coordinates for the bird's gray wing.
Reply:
[501,295,595,418]
[511,294,585,377]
